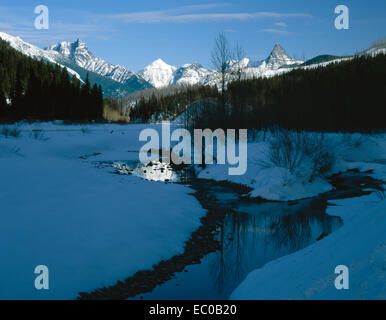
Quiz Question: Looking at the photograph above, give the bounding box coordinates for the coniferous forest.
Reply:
[225,53,386,132]
[196,54,386,132]
[129,85,219,122]
[130,53,386,133]
[0,38,104,122]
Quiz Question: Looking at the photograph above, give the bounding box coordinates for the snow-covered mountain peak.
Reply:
[0,32,151,95]
[265,43,302,69]
[173,63,214,86]
[138,59,177,88]
[229,58,250,69]
[138,43,304,88]
[179,62,203,70]
[46,38,146,85]
[75,38,86,45]
[47,39,85,54]
[272,43,286,54]
[151,58,171,67]
[139,59,216,88]
[47,39,97,68]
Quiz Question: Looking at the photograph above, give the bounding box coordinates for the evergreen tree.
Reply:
[97,85,104,120]
[0,38,106,122]
[0,90,7,119]
[81,73,91,120]
[90,83,99,120]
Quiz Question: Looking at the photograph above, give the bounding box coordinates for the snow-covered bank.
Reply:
[198,132,386,201]
[230,184,386,299]
[0,123,205,299]
[196,132,386,300]
[228,132,386,299]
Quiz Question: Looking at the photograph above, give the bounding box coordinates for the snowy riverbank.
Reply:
[198,132,386,201]
[194,130,386,299]
[230,153,386,299]
[231,187,386,299]
[0,123,205,299]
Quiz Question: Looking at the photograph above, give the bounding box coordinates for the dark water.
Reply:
[94,160,383,300]
[132,190,341,300]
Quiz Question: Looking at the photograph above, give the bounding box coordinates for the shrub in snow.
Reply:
[29,130,49,141]
[342,133,366,148]
[80,127,92,134]
[0,126,22,138]
[265,128,335,182]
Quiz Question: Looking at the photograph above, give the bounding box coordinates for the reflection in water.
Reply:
[112,160,178,182]
[209,199,341,297]
[134,185,342,300]
[89,161,383,300]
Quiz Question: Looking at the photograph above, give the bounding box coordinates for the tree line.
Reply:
[129,85,219,122]
[224,53,386,132]
[101,50,386,133]
[0,38,104,122]
[185,53,386,133]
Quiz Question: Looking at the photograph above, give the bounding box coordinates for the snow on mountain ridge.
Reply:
[265,43,302,69]
[140,44,304,88]
[0,32,83,81]
[0,31,304,91]
[138,59,217,88]
[0,32,153,97]
[138,59,177,88]
[9,31,382,95]
[46,39,142,85]
[173,63,215,87]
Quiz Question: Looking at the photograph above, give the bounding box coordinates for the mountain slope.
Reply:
[138,59,215,88]
[0,36,103,121]
[174,63,215,86]
[302,55,342,66]
[264,43,302,69]
[56,59,151,97]
[4,30,384,98]
[138,59,177,88]
[0,32,152,97]
[1,32,304,93]
[47,40,144,84]
[139,44,304,89]
[46,39,152,96]
[0,32,82,81]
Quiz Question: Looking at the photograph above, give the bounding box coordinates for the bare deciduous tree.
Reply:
[233,43,246,81]
[211,32,233,95]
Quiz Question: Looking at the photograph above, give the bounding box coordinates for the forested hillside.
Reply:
[0,38,103,122]
[176,53,386,132]
[129,85,218,122]
[225,53,386,132]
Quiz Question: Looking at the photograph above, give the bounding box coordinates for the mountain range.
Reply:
[0,31,385,97]
[0,32,152,97]
[46,39,151,93]
[138,43,304,88]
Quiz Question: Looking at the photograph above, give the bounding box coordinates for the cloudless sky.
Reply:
[0,0,385,71]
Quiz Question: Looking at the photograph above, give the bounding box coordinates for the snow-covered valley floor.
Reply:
[0,123,385,300]
[0,123,205,299]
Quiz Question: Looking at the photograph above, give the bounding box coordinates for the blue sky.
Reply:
[0,0,385,71]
